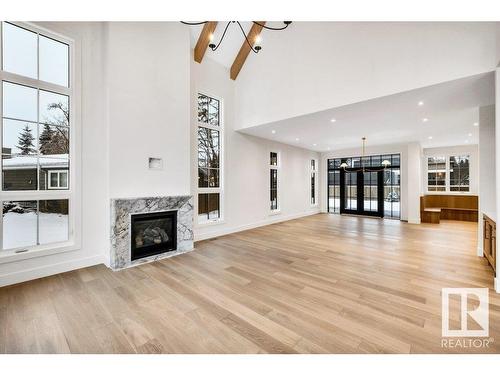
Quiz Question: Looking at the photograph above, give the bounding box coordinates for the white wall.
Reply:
[495,68,500,292]
[235,22,498,130]
[319,142,422,223]
[106,22,191,198]
[421,145,479,195]
[0,22,109,286]
[191,58,320,241]
[478,105,496,256]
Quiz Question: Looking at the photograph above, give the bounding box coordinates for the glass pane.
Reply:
[371,155,381,167]
[39,156,69,190]
[2,200,37,249]
[59,171,68,187]
[198,128,219,168]
[198,167,208,188]
[208,97,219,126]
[208,193,220,219]
[197,94,209,123]
[198,193,208,222]
[2,154,37,190]
[39,124,69,155]
[3,119,37,155]
[39,35,69,87]
[39,90,70,126]
[208,168,219,187]
[391,154,401,167]
[270,152,278,166]
[2,22,37,79]
[2,81,37,122]
[38,199,69,244]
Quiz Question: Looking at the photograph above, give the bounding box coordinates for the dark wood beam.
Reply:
[230,21,265,80]
[194,22,218,63]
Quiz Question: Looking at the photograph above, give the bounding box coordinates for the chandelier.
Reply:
[181,21,292,53]
[340,137,391,171]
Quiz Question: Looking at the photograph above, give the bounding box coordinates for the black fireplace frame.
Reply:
[130,210,177,261]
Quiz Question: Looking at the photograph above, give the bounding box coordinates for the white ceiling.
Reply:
[239,72,495,152]
[189,21,288,68]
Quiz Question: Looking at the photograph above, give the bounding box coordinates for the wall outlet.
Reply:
[148,157,163,170]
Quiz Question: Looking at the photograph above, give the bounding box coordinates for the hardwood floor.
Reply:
[1,214,499,354]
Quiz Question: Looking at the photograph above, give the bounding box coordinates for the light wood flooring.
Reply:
[1,214,499,353]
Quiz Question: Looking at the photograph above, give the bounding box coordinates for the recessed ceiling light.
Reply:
[313,143,317,146]
[418,101,424,106]
[295,138,300,141]
[422,118,429,122]
[473,122,479,127]
[327,147,331,150]
[271,130,276,134]
[428,136,433,140]
[468,133,472,137]
[330,118,336,123]
[465,140,469,143]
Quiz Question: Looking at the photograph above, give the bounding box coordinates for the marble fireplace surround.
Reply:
[110,196,194,270]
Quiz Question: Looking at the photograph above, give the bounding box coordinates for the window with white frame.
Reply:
[0,22,73,251]
[427,155,470,192]
[270,152,279,211]
[310,159,317,205]
[48,170,68,189]
[197,93,222,223]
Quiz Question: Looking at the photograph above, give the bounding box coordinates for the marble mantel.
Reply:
[110,196,194,270]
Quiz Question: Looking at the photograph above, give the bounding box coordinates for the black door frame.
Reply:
[339,168,384,217]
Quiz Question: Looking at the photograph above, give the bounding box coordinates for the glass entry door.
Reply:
[340,170,384,217]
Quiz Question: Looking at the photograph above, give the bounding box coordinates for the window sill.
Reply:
[197,219,226,227]
[269,210,281,216]
[426,191,473,195]
[0,240,79,265]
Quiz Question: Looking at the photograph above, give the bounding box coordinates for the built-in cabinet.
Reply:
[483,214,496,273]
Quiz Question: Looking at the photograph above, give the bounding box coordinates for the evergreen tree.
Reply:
[17,125,35,155]
[39,124,54,155]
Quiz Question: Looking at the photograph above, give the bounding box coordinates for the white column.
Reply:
[407,142,422,224]
[495,68,500,292]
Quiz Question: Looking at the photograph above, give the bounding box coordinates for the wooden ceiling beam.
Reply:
[194,21,218,63]
[230,21,266,80]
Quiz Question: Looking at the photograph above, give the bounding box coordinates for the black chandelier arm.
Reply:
[210,21,232,51]
[252,21,292,31]
[180,21,208,25]
[236,21,261,53]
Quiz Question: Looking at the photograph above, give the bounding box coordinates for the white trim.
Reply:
[495,277,499,293]
[0,254,103,287]
[195,210,321,242]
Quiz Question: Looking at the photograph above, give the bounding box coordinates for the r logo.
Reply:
[442,288,489,337]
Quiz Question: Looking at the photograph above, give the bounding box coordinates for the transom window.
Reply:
[426,155,469,192]
[197,93,222,223]
[0,22,73,251]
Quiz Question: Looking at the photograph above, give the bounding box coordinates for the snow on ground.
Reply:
[328,198,400,217]
[2,212,68,250]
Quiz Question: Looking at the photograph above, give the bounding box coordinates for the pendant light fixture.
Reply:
[340,137,391,171]
[181,21,292,54]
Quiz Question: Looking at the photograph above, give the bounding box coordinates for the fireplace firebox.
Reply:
[130,210,177,261]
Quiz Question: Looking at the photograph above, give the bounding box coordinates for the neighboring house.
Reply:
[2,152,69,191]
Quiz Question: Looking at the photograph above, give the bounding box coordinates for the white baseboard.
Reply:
[195,210,321,241]
[0,254,104,287]
[495,277,500,293]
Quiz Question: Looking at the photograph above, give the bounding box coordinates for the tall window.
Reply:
[270,152,279,211]
[426,155,469,192]
[310,159,317,205]
[0,22,72,251]
[197,93,222,223]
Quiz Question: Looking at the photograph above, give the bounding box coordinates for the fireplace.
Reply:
[130,210,177,261]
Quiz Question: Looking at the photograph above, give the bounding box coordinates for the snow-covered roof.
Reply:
[2,154,69,170]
